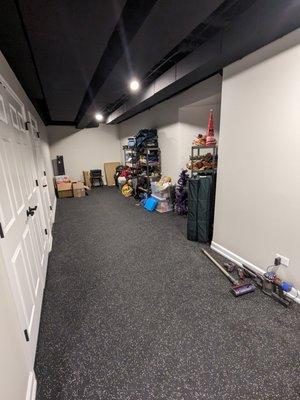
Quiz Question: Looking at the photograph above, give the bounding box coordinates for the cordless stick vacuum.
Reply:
[202,249,256,296]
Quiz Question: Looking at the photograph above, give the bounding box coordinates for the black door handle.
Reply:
[26,206,37,218]
[43,184,47,187]
[26,209,34,217]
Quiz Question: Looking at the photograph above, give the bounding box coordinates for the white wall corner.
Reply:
[211,241,300,305]
[26,372,37,400]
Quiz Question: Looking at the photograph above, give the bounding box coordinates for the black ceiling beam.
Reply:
[75,0,158,128]
[47,121,75,126]
[107,0,300,124]
[0,0,50,124]
[102,0,250,119]
[14,0,51,124]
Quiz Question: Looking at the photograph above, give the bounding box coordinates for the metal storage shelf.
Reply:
[191,145,217,149]
[190,145,218,177]
[123,145,161,193]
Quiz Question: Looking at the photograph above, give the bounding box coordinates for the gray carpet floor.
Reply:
[35,188,300,400]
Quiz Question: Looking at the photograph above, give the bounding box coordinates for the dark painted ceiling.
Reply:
[0,0,299,128]
[77,0,224,127]
[0,0,224,125]
[20,0,127,122]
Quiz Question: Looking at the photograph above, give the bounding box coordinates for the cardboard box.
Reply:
[73,182,85,198]
[54,175,70,183]
[83,171,91,188]
[57,182,73,198]
[104,162,120,186]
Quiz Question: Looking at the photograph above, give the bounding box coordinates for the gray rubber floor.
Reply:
[35,188,300,400]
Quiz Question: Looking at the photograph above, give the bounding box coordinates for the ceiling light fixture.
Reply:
[129,79,140,92]
[95,113,104,121]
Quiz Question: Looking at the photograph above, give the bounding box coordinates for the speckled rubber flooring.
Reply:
[35,188,300,400]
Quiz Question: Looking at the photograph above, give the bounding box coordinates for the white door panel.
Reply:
[9,103,19,130]
[0,93,7,122]
[23,225,40,297]
[11,242,35,330]
[15,130,33,202]
[2,136,25,215]
[0,138,15,233]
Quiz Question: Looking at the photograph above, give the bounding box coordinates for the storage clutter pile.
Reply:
[128,128,158,149]
[186,152,217,172]
[140,176,173,213]
[115,110,217,219]
[116,167,174,213]
[149,177,173,213]
[115,129,174,213]
[54,175,88,198]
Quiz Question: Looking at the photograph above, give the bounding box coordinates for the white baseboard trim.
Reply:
[211,241,300,305]
[211,241,265,275]
[26,372,37,400]
[49,234,53,253]
[51,196,57,224]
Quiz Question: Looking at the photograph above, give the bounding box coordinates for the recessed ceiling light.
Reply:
[95,113,103,121]
[129,79,140,92]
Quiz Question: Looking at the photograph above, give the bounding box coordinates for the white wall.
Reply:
[119,75,222,182]
[48,124,121,184]
[213,28,300,290]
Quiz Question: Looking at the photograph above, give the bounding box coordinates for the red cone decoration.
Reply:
[206,109,216,146]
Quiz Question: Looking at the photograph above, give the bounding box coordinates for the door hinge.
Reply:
[35,179,39,186]
[0,222,4,238]
[25,122,30,131]
[24,329,29,342]
[43,170,46,176]
[45,228,48,235]
[49,205,52,211]
[36,131,40,138]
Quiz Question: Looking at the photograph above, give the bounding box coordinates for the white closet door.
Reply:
[29,112,53,254]
[0,82,46,367]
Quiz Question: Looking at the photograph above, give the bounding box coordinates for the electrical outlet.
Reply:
[276,253,289,267]
[274,256,281,266]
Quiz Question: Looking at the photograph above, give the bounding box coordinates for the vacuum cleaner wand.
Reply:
[202,249,239,285]
[201,249,256,296]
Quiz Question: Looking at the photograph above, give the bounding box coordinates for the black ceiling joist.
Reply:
[74,0,158,128]
[1,0,300,127]
[14,0,51,124]
[100,0,254,122]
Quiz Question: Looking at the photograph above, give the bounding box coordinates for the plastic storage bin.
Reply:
[127,137,136,147]
[155,198,173,213]
[151,182,171,199]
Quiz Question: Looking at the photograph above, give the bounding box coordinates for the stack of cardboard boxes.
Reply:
[55,175,73,198]
[55,175,86,199]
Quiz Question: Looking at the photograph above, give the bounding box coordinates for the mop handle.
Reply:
[202,249,239,286]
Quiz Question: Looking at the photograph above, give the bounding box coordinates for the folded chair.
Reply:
[90,169,104,187]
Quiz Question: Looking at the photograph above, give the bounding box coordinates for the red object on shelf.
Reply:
[206,109,216,146]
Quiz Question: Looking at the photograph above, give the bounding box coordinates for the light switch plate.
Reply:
[276,253,289,267]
